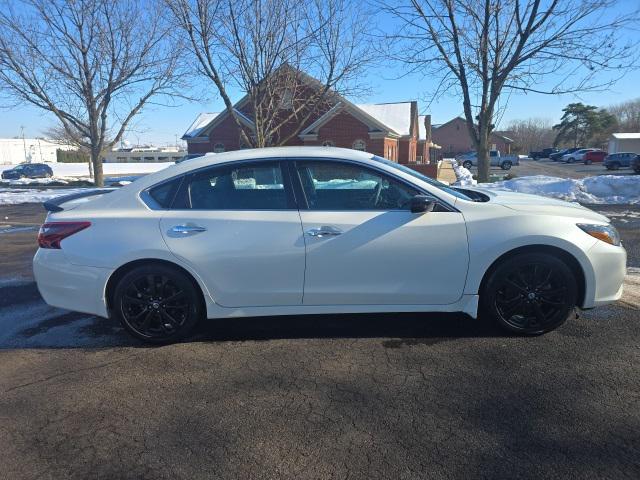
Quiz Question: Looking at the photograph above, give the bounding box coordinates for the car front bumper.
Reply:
[33,249,112,318]
[582,240,627,308]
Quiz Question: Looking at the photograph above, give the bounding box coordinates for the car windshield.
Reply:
[371,156,473,201]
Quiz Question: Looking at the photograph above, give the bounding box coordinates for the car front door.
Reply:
[293,160,469,306]
[159,160,305,308]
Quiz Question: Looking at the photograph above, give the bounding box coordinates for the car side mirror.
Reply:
[410,195,436,214]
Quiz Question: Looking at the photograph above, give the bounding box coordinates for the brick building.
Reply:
[183,72,433,166]
[431,116,513,158]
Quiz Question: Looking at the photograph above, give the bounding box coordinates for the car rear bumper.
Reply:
[33,249,112,317]
[582,241,627,308]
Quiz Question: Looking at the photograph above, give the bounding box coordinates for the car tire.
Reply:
[462,161,473,170]
[113,264,203,344]
[481,252,577,335]
[584,159,592,165]
[501,161,512,170]
[610,162,620,170]
[567,157,575,163]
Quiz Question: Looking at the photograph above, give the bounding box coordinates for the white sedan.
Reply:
[34,147,626,343]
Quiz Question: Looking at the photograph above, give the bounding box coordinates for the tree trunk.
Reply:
[476,129,491,183]
[91,148,104,187]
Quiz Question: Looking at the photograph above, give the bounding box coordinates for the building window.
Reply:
[322,140,335,147]
[353,139,366,151]
[213,143,225,153]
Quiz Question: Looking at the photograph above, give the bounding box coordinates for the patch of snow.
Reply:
[314,179,378,189]
[0,162,172,178]
[0,187,94,205]
[183,112,219,138]
[357,103,412,136]
[485,175,640,204]
[448,159,477,186]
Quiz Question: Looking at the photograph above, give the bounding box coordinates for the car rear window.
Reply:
[148,177,182,208]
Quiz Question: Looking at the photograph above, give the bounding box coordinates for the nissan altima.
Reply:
[33,147,626,343]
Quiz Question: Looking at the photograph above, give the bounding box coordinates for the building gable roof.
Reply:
[183,112,220,139]
[182,65,416,142]
[356,102,413,136]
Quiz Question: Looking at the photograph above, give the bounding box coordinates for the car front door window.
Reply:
[296,161,419,211]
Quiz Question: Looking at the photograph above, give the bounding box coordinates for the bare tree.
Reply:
[383,0,638,181]
[608,98,640,133]
[506,118,555,154]
[0,0,184,186]
[168,0,373,148]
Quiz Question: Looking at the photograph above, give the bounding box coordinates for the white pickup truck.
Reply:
[456,150,520,170]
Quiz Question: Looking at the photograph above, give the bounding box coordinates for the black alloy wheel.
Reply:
[482,253,577,335]
[501,161,512,170]
[463,161,473,169]
[114,265,202,343]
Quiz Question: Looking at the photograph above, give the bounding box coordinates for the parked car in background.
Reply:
[33,147,626,343]
[457,150,519,170]
[561,148,597,163]
[529,148,559,160]
[1,163,53,180]
[604,152,636,170]
[583,150,607,164]
[550,148,580,161]
[631,154,640,174]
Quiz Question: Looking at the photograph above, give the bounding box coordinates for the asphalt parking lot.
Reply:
[1,202,639,479]
[467,156,637,179]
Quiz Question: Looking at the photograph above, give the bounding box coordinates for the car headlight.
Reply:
[577,223,621,246]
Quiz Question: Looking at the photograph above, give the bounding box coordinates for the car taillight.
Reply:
[37,221,91,249]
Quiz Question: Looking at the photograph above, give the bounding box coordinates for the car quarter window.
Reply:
[185,161,290,210]
[295,160,420,211]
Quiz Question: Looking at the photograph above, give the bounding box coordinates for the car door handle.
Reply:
[305,226,343,238]
[170,224,207,234]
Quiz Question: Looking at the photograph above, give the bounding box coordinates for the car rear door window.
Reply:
[296,161,419,211]
[186,161,290,210]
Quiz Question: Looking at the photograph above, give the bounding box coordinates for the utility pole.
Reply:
[20,125,27,163]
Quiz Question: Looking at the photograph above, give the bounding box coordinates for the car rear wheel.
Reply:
[462,161,473,169]
[114,264,202,344]
[584,159,592,165]
[609,162,620,170]
[481,253,577,335]
[500,161,512,170]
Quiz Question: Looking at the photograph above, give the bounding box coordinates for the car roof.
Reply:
[174,146,375,171]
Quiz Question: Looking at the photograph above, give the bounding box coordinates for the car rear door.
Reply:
[292,159,469,306]
[159,160,306,308]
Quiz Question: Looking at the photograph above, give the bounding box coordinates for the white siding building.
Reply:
[104,146,186,163]
[608,133,640,154]
[0,138,73,165]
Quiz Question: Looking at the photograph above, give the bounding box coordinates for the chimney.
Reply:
[424,115,431,143]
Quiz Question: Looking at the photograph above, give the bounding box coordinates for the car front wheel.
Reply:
[462,161,473,169]
[584,159,592,165]
[500,161,512,170]
[113,264,203,344]
[481,253,577,335]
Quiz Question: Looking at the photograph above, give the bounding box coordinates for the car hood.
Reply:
[463,188,610,223]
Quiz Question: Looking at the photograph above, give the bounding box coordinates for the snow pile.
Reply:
[486,175,640,204]
[449,159,476,186]
[0,188,95,205]
[314,179,379,189]
[0,162,172,178]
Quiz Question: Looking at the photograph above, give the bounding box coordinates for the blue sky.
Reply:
[1,1,638,146]
[3,68,637,147]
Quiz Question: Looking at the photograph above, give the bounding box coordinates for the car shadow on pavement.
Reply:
[188,312,505,346]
